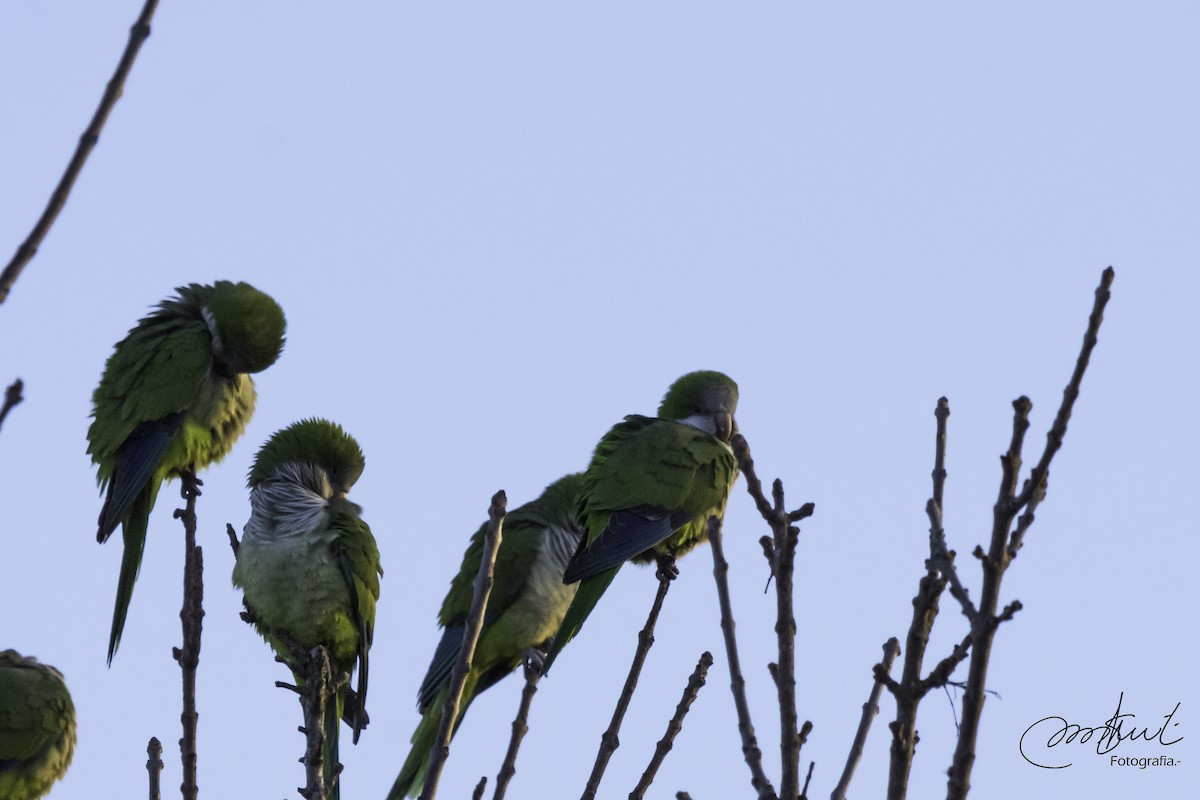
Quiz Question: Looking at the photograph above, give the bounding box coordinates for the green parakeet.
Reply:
[232,419,381,800]
[542,371,739,674]
[0,650,76,800]
[88,280,286,663]
[389,473,586,799]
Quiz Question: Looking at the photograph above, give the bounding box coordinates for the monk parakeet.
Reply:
[0,650,76,800]
[389,472,586,799]
[542,370,739,674]
[88,280,286,663]
[232,419,381,800]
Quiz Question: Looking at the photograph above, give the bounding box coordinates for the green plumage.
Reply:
[542,371,739,674]
[389,473,586,799]
[0,651,76,800]
[88,281,285,663]
[232,419,381,800]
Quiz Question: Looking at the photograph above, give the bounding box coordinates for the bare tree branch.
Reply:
[732,434,815,800]
[0,0,162,304]
[832,638,900,800]
[628,651,713,800]
[0,378,24,433]
[171,473,203,800]
[708,515,777,800]
[146,736,163,800]
[946,268,1114,800]
[472,777,487,800]
[419,490,507,800]
[491,652,542,800]
[579,558,676,800]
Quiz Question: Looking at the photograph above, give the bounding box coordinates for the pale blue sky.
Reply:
[1,3,1195,799]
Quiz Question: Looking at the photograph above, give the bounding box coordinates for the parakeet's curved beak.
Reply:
[714,411,734,442]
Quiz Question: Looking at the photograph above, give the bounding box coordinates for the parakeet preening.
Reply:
[541,370,739,674]
[388,473,586,799]
[232,419,381,800]
[0,650,76,800]
[88,280,286,663]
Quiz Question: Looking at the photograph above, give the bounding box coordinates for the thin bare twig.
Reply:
[418,491,507,800]
[145,736,163,800]
[294,645,339,800]
[491,653,542,800]
[832,638,900,800]
[946,268,1114,800]
[629,651,713,800]
[171,473,203,800]
[800,761,815,800]
[0,379,24,433]
[0,0,162,304]
[708,515,777,800]
[733,434,815,800]
[225,522,240,556]
[580,559,676,800]
[472,777,487,800]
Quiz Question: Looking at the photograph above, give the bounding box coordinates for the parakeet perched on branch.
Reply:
[389,472,585,799]
[542,371,739,674]
[232,419,381,800]
[88,280,285,663]
[0,650,76,800]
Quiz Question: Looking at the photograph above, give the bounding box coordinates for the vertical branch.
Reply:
[491,655,542,800]
[733,434,815,800]
[628,651,713,800]
[0,0,162,304]
[171,474,203,800]
[296,646,336,800]
[418,491,508,800]
[579,561,675,800]
[946,268,1114,800]
[708,515,777,800]
[886,399,958,800]
[146,736,163,800]
[832,638,900,800]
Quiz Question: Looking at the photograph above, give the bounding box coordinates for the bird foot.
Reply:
[655,554,679,582]
[179,470,204,499]
[524,647,547,678]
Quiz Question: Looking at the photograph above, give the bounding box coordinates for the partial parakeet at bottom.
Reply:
[0,650,76,800]
[542,370,740,675]
[232,419,381,800]
[388,472,586,799]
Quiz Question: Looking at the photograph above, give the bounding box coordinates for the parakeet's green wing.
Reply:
[89,316,213,539]
[416,512,543,710]
[330,504,382,742]
[0,653,76,800]
[567,416,736,580]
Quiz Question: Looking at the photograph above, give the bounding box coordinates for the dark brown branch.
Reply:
[296,646,339,800]
[629,651,714,800]
[491,652,542,800]
[419,491,507,800]
[579,559,676,800]
[733,434,814,800]
[0,0,162,304]
[146,736,163,800]
[946,268,1114,800]
[472,777,487,800]
[225,522,240,556]
[171,473,203,800]
[800,761,815,800]
[708,515,777,800]
[832,638,900,800]
[0,378,24,433]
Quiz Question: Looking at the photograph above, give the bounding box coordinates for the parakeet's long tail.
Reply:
[388,675,481,799]
[541,565,621,675]
[106,486,156,664]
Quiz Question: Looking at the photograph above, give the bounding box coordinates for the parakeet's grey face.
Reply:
[659,371,739,442]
